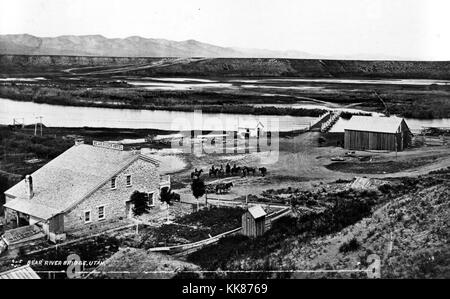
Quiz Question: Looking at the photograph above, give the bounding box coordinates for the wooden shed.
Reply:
[241,205,267,238]
[238,120,264,139]
[344,116,412,152]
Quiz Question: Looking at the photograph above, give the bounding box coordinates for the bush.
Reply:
[339,237,361,253]
[130,191,150,216]
[187,196,374,271]
[378,184,392,194]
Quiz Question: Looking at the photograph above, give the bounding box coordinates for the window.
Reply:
[111,177,116,189]
[126,174,132,187]
[84,210,91,223]
[98,206,105,220]
[148,193,155,206]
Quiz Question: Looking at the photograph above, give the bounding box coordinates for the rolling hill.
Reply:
[0,34,316,59]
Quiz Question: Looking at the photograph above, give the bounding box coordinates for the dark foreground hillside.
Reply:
[1,55,450,79]
[186,168,450,279]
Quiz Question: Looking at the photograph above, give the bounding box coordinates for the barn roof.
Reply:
[4,144,160,220]
[0,265,40,279]
[248,205,267,219]
[344,116,406,134]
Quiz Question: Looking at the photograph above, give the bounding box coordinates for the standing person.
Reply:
[225,163,231,176]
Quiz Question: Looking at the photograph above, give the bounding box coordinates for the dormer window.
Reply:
[126,175,132,187]
[111,177,117,189]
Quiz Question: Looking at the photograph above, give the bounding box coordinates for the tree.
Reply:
[160,187,173,205]
[191,177,206,211]
[130,191,150,216]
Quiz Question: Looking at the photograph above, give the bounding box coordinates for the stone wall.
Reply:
[64,158,162,233]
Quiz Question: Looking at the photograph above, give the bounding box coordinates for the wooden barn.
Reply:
[344,116,412,152]
[241,205,266,238]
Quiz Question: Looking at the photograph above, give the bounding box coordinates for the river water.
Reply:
[0,98,319,132]
[1,98,449,133]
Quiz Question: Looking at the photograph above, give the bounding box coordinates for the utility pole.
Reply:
[374,91,389,117]
[395,134,398,159]
[13,118,24,129]
[35,116,43,136]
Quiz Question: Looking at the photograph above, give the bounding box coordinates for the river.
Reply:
[1,98,449,133]
[0,98,319,132]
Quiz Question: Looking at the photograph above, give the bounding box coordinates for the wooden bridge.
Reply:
[321,111,342,133]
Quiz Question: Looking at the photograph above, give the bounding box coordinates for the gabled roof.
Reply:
[4,144,160,220]
[3,200,58,220]
[343,116,407,134]
[0,265,40,279]
[247,205,267,219]
[238,120,264,129]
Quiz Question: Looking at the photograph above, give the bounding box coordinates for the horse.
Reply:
[206,184,216,193]
[191,168,203,179]
[231,165,241,175]
[259,167,267,177]
[209,166,218,177]
[215,182,233,194]
[243,166,256,175]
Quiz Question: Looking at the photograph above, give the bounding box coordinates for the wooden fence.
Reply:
[148,206,291,255]
[415,135,450,146]
[83,207,291,278]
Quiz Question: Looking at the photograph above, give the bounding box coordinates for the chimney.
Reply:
[25,175,34,199]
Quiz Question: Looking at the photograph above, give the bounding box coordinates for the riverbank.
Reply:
[0,83,326,117]
[2,74,450,119]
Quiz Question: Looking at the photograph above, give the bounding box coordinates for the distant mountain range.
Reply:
[0,34,319,58]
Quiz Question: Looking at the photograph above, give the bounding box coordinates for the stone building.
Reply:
[2,142,169,242]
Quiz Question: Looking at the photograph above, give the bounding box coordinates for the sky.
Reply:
[0,0,449,60]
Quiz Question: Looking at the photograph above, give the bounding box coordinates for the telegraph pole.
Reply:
[13,118,24,129]
[35,116,43,136]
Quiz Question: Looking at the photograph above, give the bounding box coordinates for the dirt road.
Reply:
[170,131,450,203]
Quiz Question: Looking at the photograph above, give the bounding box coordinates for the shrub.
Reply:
[378,184,392,194]
[130,191,150,216]
[191,178,206,200]
[339,237,361,253]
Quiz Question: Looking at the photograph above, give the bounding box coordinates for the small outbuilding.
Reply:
[238,120,264,139]
[241,205,267,238]
[344,116,412,152]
